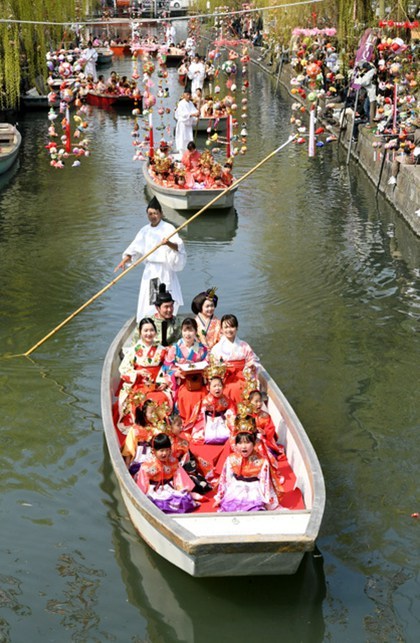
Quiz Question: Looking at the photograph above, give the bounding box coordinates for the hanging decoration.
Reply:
[45,51,91,169]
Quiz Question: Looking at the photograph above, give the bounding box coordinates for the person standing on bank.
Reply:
[114,196,186,321]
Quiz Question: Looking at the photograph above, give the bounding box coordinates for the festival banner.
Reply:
[351,28,378,89]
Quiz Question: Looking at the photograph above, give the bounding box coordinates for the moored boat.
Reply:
[162,47,186,66]
[142,163,236,211]
[101,318,325,577]
[96,47,114,66]
[20,78,76,111]
[110,43,131,56]
[86,91,142,112]
[0,123,21,175]
[194,115,228,133]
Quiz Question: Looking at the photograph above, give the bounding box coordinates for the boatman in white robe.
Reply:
[114,196,186,321]
[82,41,98,81]
[187,55,206,94]
[174,91,199,154]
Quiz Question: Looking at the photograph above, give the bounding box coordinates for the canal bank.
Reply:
[251,53,420,237]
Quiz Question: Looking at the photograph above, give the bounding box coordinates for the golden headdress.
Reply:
[204,354,227,381]
[148,400,171,433]
[232,411,257,437]
[242,367,259,401]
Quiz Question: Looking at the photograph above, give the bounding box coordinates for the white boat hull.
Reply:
[101,319,325,577]
[0,125,21,174]
[143,163,236,211]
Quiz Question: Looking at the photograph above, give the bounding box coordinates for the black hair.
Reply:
[134,399,155,426]
[152,433,172,450]
[221,313,238,328]
[182,317,198,332]
[187,141,197,151]
[138,317,157,332]
[191,289,218,314]
[208,375,223,384]
[248,390,262,401]
[235,431,257,444]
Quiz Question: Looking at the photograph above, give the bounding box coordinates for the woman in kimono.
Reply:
[163,318,208,426]
[214,415,281,512]
[114,196,186,321]
[210,314,260,404]
[137,433,198,514]
[191,287,221,349]
[117,317,170,433]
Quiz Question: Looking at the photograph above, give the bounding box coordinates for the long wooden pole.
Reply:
[20,135,297,358]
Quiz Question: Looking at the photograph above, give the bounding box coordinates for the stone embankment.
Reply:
[251,54,420,237]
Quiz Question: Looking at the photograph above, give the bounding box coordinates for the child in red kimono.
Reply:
[137,433,198,514]
[248,390,285,460]
[121,400,159,475]
[169,414,190,461]
[191,374,235,444]
[214,416,281,512]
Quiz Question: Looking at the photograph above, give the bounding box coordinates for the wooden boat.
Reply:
[86,91,142,112]
[20,78,75,111]
[131,42,159,57]
[142,163,236,210]
[0,124,21,175]
[96,47,114,66]
[110,43,131,56]
[194,115,228,133]
[101,318,325,577]
[162,48,186,66]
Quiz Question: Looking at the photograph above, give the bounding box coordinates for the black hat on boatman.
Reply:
[147,195,162,212]
[154,283,175,306]
[191,287,218,315]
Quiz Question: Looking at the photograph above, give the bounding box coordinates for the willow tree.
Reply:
[0,0,96,109]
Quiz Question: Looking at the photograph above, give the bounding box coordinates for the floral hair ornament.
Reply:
[191,286,218,314]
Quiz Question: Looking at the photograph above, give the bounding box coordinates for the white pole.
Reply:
[308,106,316,157]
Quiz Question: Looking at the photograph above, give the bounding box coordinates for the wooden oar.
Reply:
[18,135,297,358]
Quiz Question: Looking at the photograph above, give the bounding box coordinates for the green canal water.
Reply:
[0,47,419,643]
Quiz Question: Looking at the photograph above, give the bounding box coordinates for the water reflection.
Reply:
[161,204,238,242]
[101,446,326,643]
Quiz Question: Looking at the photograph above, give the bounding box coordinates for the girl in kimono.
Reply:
[118,317,169,433]
[191,373,235,444]
[248,390,285,460]
[137,433,198,514]
[169,415,190,461]
[191,287,221,349]
[211,314,260,404]
[163,318,208,425]
[214,415,280,512]
[121,400,159,475]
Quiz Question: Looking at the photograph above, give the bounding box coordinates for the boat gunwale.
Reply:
[0,127,22,165]
[101,318,325,557]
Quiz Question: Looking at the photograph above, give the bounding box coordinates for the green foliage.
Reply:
[0,0,82,109]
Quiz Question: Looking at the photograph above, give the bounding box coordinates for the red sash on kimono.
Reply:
[223,358,246,404]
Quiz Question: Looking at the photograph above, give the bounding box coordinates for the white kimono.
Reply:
[123,219,187,321]
[83,46,98,81]
[174,98,198,154]
[188,61,205,93]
